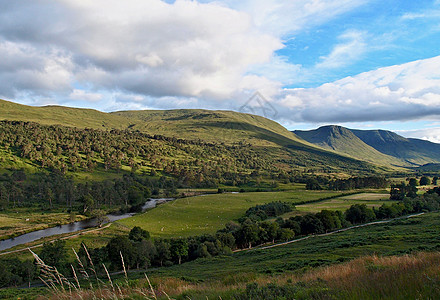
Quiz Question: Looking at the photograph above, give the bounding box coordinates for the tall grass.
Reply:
[28,243,440,299]
[29,245,171,300]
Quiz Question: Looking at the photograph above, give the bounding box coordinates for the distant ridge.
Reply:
[294,125,440,167]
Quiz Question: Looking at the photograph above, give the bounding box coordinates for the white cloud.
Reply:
[316,30,367,69]
[0,41,73,97]
[397,128,440,144]
[277,55,440,123]
[69,89,103,102]
[222,0,369,36]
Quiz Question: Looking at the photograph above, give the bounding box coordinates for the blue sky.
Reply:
[0,0,439,142]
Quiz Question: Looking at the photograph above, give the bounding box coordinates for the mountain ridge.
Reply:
[294,125,440,167]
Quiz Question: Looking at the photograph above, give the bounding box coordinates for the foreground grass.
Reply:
[118,190,344,237]
[152,251,440,300]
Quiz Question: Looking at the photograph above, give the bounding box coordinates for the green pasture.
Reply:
[293,193,394,213]
[118,190,344,237]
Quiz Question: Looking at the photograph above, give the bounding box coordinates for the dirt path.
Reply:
[0,223,112,257]
[235,212,425,252]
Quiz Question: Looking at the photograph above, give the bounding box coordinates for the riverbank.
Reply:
[0,198,174,252]
[0,211,88,241]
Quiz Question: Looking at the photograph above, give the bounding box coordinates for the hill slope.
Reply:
[0,99,375,175]
[0,99,130,130]
[295,125,440,167]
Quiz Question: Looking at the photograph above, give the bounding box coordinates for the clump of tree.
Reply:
[390,183,418,200]
[241,201,293,222]
[329,176,388,191]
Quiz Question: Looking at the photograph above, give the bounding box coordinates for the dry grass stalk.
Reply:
[120,251,128,285]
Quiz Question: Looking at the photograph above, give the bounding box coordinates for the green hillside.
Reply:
[0,99,130,130]
[352,129,440,165]
[112,109,307,146]
[0,99,376,176]
[294,125,406,167]
[295,125,440,167]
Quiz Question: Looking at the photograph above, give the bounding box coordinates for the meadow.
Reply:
[117,190,346,237]
[294,193,394,213]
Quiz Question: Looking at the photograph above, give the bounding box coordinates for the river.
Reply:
[0,198,174,252]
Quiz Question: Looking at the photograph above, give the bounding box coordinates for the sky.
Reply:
[1,0,440,142]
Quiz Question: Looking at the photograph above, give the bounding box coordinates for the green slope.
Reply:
[294,126,408,167]
[295,125,440,167]
[0,99,376,174]
[351,129,440,166]
[112,109,309,146]
[0,99,130,129]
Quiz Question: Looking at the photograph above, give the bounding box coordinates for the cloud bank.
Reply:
[0,0,281,100]
[0,0,440,133]
[279,55,440,123]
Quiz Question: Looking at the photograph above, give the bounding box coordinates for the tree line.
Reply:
[0,171,176,212]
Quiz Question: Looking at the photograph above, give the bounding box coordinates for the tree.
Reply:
[129,226,150,242]
[260,221,280,244]
[345,204,376,224]
[128,186,144,206]
[238,218,260,248]
[170,239,188,265]
[433,176,438,185]
[409,178,418,187]
[93,209,109,227]
[134,240,156,269]
[155,239,171,266]
[300,214,324,235]
[305,178,322,190]
[39,240,67,272]
[316,210,342,232]
[278,228,295,241]
[80,194,94,215]
[419,176,431,186]
[106,236,135,270]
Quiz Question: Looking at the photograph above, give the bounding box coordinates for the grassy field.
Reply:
[117,190,345,237]
[293,193,394,213]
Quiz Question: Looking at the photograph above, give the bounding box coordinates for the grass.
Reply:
[293,193,394,213]
[118,190,344,237]
[152,251,440,300]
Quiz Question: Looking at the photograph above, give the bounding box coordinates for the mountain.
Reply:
[294,125,440,167]
[0,99,375,175]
